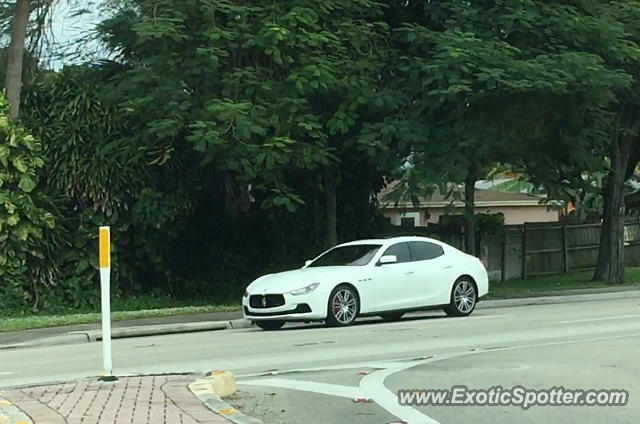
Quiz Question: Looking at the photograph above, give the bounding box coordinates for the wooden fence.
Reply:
[521,219,640,278]
[382,218,640,281]
[481,219,640,281]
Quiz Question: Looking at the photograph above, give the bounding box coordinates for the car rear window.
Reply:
[408,241,444,261]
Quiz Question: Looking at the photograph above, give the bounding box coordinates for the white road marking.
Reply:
[359,362,442,424]
[0,372,13,376]
[560,314,640,324]
[240,357,456,424]
[238,332,640,424]
[236,361,413,378]
[241,378,361,399]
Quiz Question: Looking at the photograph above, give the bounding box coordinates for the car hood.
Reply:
[248,266,359,294]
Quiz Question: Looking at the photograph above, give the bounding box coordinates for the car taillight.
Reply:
[479,258,487,269]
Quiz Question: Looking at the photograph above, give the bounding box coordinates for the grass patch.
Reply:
[0,304,241,332]
[488,267,640,299]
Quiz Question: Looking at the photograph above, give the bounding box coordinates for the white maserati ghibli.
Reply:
[242,236,489,330]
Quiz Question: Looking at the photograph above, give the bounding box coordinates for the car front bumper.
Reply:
[242,292,327,321]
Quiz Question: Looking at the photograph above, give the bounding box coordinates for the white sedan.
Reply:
[242,236,489,330]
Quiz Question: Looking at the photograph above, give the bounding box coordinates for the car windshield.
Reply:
[308,244,381,267]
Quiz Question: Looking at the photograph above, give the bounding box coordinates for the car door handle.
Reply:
[404,271,415,275]
[442,265,453,269]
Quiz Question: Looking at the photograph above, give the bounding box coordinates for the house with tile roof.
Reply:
[379,183,561,227]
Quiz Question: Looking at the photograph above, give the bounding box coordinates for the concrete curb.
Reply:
[74,321,228,342]
[74,319,254,342]
[189,373,264,424]
[228,319,253,329]
[478,289,640,309]
[0,319,253,349]
[0,333,90,350]
[0,397,32,424]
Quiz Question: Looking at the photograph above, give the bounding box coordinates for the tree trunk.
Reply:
[5,0,30,119]
[324,166,338,248]
[464,162,477,256]
[622,142,640,207]
[593,128,637,283]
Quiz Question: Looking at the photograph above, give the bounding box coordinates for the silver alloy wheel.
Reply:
[331,289,357,324]
[454,280,476,313]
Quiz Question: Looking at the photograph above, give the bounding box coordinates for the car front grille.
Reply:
[249,294,285,308]
[245,304,311,317]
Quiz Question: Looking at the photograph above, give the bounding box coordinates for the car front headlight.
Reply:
[243,289,249,297]
[289,283,320,296]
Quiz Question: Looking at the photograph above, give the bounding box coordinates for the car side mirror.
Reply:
[379,255,397,265]
[304,260,313,267]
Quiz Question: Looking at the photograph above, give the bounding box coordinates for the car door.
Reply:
[367,242,417,311]
[407,241,456,306]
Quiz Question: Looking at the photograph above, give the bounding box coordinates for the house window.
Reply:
[401,217,415,227]
[399,211,420,227]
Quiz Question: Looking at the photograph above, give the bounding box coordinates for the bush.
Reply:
[0,95,57,314]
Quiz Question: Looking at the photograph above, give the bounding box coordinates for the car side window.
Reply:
[408,241,444,261]
[381,242,411,264]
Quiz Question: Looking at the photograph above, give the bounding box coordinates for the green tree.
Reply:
[97,0,392,249]
[376,1,632,260]
[492,0,640,283]
[591,1,640,283]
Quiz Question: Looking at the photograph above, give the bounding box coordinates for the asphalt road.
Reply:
[2,298,639,423]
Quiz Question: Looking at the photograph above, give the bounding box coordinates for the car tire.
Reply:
[255,320,285,331]
[326,284,359,327]
[444,277,477,317]
[380,312,404,322]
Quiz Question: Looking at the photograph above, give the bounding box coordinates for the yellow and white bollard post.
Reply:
[99,226,113,377]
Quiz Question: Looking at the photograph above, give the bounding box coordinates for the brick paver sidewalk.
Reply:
[0,375,231,424]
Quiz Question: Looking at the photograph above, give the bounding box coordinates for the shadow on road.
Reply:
[250,311,463,332]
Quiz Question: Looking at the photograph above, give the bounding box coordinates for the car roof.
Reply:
[337,236,447,248]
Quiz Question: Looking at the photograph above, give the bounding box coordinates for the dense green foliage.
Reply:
[3,0,396,312]
[3,0,640,313]
[20,66,200,311]
[0,95,55,313]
